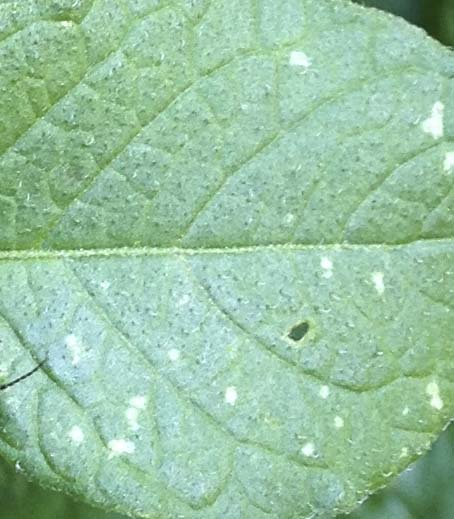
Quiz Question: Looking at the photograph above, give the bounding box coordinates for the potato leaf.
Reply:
[0,1,453,517]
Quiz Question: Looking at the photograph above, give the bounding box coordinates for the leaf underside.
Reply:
[0,1,453,518]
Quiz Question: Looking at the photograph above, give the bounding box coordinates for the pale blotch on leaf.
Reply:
[371,271,385,295]
[130,395,147,409]
[126,395,147,431]
[426,381,444,410]
[400,447,409,458]
[289,50,312,69]
[319,385,330,399]
[402,406,410,416]
[224,386,238,405]
[177,294,191,307]
[421,101,444,139]
[65,334,83,366]
[108,439,136,459]
[68,425,85,445]
[301,442,316,457]
[320,257,333,279]
[167,348,181,362]
[443,151,454,174]
[284,213,295,225]
[0,363,8,379]
[334,416,345,429]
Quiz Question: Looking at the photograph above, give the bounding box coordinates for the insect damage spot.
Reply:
[288,321,310,342]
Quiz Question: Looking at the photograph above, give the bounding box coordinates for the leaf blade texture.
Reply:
[0,1,454,517]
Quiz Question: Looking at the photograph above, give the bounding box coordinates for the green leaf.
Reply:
[0,1,453,517]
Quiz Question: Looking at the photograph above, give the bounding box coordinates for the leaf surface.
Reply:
[0,1,454,517]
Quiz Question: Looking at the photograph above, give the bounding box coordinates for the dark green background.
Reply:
[356,0,454,46]
[1,1,454,518]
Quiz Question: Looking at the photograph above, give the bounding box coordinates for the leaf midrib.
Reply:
[0,236,452,262]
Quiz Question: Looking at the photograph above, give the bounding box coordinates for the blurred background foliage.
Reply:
[1,1,454,518]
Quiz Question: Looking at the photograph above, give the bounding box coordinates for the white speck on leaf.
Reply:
[334,416,344,429]
[426,381,444,410]
[402,406,410,416]
[289,51,312,69]
[400,447,409,458]
[130,395,147,409]
[421,101,444,139]
[224,386,238,405]
[100,280,110,290]
[0,363,7,379]
[108,439,136,458]
[319,385,330,399]
[372,271,385,295]
[301,442,316,457]
[284,213,295,225]
[68,425,85,444]
[321,257,333,278]
[65,334,83,366]
[168,349,180,362]
[126,395,147,431]
[177,294,191,307]
[443,151,454,174]
[126,408,140,431]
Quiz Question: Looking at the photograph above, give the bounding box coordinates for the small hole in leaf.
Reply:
[288,321,310,342]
